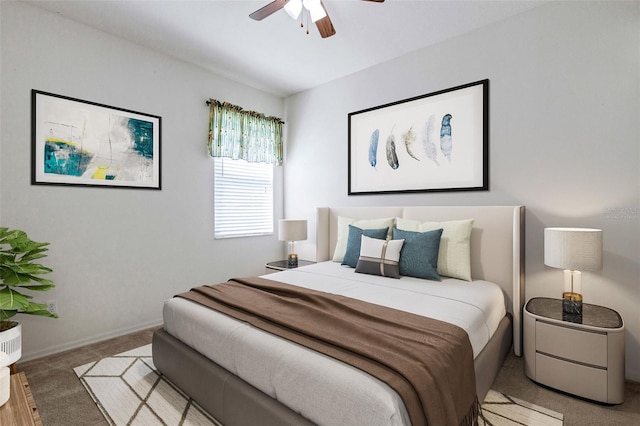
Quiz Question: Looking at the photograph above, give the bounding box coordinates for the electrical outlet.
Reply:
[47,301,57,315]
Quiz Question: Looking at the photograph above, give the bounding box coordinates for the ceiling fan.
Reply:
[249,0,385,39]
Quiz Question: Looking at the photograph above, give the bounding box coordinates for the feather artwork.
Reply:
[386,127,399,170]
[423,114,439,166]
[440,114,453,163]
[368,129,379,167]
[402,126,420,161]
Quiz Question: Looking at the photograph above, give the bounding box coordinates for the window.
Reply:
[208,99,281,238]
[214,157,273,238]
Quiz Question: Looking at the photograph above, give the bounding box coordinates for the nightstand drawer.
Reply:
[536,353,607,402]
[536,321,607,367]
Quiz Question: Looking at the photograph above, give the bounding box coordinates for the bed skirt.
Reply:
[152,312,512,426]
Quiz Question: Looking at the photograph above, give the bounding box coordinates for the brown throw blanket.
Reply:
[178,277,479,426]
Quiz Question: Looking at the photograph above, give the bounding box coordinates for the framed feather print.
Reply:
[348,80,488,195]
[31,90,161,189]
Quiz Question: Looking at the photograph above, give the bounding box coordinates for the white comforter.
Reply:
[163,262,506,426]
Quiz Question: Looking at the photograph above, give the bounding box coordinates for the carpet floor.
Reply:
[17,327,640,425]
[72,344,563,426]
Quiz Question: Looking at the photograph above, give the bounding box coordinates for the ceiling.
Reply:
[23,0,545,97]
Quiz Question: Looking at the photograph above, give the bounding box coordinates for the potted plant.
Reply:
[0,227,57,366]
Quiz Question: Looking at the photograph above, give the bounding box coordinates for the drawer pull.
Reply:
[536,350,606,370]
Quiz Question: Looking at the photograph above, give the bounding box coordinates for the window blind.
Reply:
[214,157,273,238]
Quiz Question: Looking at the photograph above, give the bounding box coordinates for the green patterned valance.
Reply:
[207,99,283,166]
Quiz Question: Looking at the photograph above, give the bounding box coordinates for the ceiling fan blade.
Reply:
[362,0,385,2]
[249,0,287,21]
[315,16,336,38]
[315,4,336,38]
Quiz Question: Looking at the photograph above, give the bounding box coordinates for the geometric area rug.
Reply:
[73,344,220,425]
[74,344,563,426]
[479,390,563,425]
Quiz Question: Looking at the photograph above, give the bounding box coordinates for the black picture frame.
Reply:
[31,90,162,189]
[348,80,488,195]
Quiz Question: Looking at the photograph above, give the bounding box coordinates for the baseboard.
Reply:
[19,319,163,362]
[626,367,640,383]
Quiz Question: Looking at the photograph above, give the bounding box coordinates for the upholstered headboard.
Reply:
[316,205,525,355]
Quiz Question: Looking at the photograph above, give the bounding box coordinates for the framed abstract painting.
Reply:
[348,80,488,195]
[31,90,161,189]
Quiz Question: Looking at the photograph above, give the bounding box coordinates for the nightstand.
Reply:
[264,259,315,274]
[524,297,625,404]
[0,372,43,425]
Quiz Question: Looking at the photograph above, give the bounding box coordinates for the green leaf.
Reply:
[0,271,35,285]
[7,263,45,274]
[26,276,54,285]
[18,283,55,291]
[0,227,56,321]
[5,231,28,248]
[0,229,19,240]
[23,303,58,318]
[0,270,52,286]
[20,252,48,262]
[16,243,49,259]
[24,309,58,318]
[0,287,30,310]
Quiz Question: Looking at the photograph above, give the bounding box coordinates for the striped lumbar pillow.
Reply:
[355,235,404,278]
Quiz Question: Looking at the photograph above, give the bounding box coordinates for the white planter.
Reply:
[0,365,8,407]
[0,323,22,366]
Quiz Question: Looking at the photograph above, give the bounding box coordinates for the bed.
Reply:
[153,205,525,425]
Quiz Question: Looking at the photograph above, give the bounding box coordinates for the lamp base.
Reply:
[287,253,299,268]
[562,291,583,315]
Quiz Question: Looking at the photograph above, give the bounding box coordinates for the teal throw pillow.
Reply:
[392,227,443,281]
[342,225,389,268]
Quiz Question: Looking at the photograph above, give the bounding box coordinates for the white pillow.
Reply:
[332,216,396,262]
[396,217,474,281]
[355,236,404,279]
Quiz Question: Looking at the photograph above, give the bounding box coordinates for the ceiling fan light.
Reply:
[308,4,327,23]
[284,0,303,20]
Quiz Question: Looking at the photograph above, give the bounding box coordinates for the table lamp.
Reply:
[278,219,307,267]
[544,227,603,315]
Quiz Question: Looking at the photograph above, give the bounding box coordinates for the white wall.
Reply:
[3,0,638,383]
[284,1,640,380]
[0,2,284,359]
[0,1,3,218]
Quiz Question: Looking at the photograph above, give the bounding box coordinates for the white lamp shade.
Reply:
[279,219,307,242]
[544,227,603,271]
